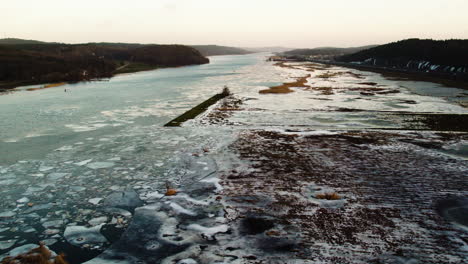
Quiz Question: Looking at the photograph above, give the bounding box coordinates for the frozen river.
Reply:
[0,54,467,263]
[0,54,283,262]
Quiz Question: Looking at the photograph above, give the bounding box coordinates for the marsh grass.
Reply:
[259,74,311,94]
[315,192,341,200]
[26,82,67,91]
[1,243,68,264]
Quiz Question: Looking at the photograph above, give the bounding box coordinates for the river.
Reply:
[0,53,467,263]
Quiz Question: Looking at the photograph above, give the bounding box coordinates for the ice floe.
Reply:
[103,187,143,211]
[187,224,229,238]
[0,211,15,218]
[87,162,115,169]
[169,202,197,216]
[88,198,103,205]
[64,224,108,247]
[75,159,93,166]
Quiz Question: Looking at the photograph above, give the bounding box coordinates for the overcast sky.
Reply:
[2,0,468,48]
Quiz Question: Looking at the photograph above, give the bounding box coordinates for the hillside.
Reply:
[282,45,377,59]
[338,39,468,69]
[0,40,209,90]
[190,45,252,56]
[0,38,56,45]
[244,46,293,53]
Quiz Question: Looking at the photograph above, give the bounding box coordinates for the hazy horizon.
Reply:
[3,0,468,49]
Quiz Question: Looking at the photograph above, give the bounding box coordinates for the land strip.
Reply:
[164,90,230,127]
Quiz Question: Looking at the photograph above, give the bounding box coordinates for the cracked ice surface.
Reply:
[0,54,257,260]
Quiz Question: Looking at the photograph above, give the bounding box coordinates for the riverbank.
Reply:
[307,59,468,90]
[215,129,468,263]
[0,42,209,92]
[182,59,468,263]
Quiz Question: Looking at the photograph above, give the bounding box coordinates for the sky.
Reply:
[2,0,468,48]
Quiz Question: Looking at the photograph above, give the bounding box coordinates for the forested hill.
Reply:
[190,45,252,56]
[338,39,468,68]
[0,40,209,90]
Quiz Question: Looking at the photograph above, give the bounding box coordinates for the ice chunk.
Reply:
[47,172,70,180]
[75,159,93,166]
[102,208,132,218]
[70,186,86,192]
[84,207,187,264]
[39,166,54,172]
[187,224,229,237]
[0,211,15,218]
[64,224,108,246]
[177,259,198,264]
[169,202,196,216]
[88,198,103,205]
[23,186,46,195]
[55,145,74,151]
[143,191,164,200]
[103,187,143,211]
[42,239,58,246]
[44,229,60,235]
[23,203,53,213]
[87,162,115,169]
[23,227,37,233]
[175,194,210,206]
[0,239,16,250]
[89,217,108,226]
[42,220,64,228]
[200,177,223,192]
[4,244,37,258]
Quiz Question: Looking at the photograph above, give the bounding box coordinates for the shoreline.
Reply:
[0,63,196,93]
[308,59,468,90]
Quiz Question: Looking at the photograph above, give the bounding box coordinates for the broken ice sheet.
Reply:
[39,166,54,172]
[86,162,115,170]
[3,244,37,258]
[169,202,197,216]
[75,159,93,166]
[0,239,16,250]
[177,259,198,264]
[187,224,229,238]
[47,172,70,180]
[42,220,64,228]
[41,239,58,246]
[84,206,188,264]
[0,211,16,218]
[103,187,143,211]
[88,217,108,226]
[64,224,108,247]
[88,198,103,205]
[16,197,30,203]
